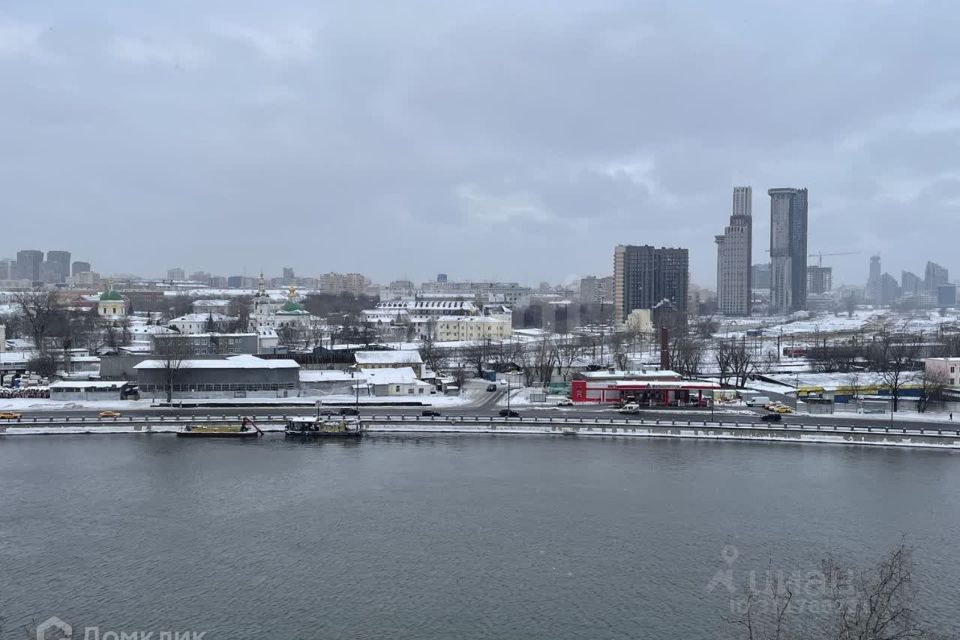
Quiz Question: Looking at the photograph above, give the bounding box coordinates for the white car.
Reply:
[618,403,640,414]
[557,399,574,407]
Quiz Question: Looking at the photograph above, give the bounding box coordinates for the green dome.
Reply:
[280,300,302,313]
[100,290,123,301]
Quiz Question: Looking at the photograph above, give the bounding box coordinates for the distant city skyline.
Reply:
[2,2,958,288]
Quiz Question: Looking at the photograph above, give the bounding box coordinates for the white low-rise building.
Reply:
[360,367,434,396]
[924,357,960,387]
[167,313,237,334]
[354,350,424,377]
[435,315,512,342]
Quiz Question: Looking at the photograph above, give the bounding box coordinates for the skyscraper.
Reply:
[72,261,92,276]
[15,249,43,283]
[715,186,752,316]
[806,266,832,295]
[167,267,186,281]
[867,255,882,304]
[901,271,922,296]
[925,261,949,292]
[613,245,688,323]
[768,188,808,313]
[46,250,71,283]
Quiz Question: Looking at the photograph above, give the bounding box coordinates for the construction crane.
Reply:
[808,251,859,267]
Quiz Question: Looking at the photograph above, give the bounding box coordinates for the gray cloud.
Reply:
[1,0,958,286]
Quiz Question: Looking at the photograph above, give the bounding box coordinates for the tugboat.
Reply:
[177,417,264,438]
[284,416,363,439]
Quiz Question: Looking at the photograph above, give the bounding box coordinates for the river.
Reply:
[1,434,958,639]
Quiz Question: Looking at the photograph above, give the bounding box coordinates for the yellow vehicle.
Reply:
[98,410,122,418]
[774,405,794,414]
[0,411,23,420]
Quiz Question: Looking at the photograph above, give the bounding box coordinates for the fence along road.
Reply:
[2,414,959,448]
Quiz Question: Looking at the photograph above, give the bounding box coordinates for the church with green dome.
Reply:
[98,286,126,317]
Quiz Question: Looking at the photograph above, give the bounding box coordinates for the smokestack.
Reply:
[660,327,670,371]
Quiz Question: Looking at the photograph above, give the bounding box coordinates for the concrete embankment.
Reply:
[3,415,959,449]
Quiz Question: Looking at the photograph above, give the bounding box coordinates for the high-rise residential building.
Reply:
[715,186,752,316]
[45,250,71,283]
[579,275,614,304]
[901,271,922,296]
[15,249,43,283]
[807,266,832,295]
[227,275,243,288]
[320,272,369,296]
[613,245,689,323]
[72,261,92,276]
[167,267,186,281]
[437,273,448,283]
[751,263,771,290]
[768,188,808,314]
[866,255,882,303]
[937,284,958,307]
[925,261,949,292]
[880,273,900,306]
[282,267,295,284]
[0,258,13,280]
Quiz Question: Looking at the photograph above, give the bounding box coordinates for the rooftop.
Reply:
[354,350,423,365]
[134,354,299,370]
[360,367,430,386]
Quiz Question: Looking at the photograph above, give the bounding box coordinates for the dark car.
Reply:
[760,413,782,422]
[339,408,360,416]
[421,410,441,417]
[499,409,520,418]
[486,384,498,392]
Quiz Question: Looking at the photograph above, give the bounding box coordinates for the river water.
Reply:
[1,434,958,639]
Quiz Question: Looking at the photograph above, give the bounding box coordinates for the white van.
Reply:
[745,396,770,407]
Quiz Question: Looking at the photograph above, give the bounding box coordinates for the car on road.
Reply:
[486,384,498,392]
[760,413,782,423]
[499,409,520,418]
[773,405,794,414]
[618,402,640,414]
[421,410,441,417]
[98,410,121,418]
[0,411,22,420]
[339,408,360,416]
[745,396,771,407]
[557,399,574,407]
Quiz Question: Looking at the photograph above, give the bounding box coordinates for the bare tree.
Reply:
[715,340,733,387]
[730,544,944,640]
[154,336,191,404]
[14,291,63,355]
[228,296,253,331]
[419,333,448,374]
[867,329,922,412]
[917,368,949,413]
[670,335,706,378]
[555,335,586,381]
[729,340,756,388]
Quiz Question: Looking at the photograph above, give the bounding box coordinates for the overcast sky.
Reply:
[1,0,957,288]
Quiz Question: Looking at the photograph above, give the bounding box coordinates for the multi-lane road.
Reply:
[5,397,957,432]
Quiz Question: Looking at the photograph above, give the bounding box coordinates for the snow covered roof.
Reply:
[579,369,682,380]
[354,350,423,365]
[437,315,510,323]
[168,313,236,323]
[49,380,131,389]
[299,370,357,383]
[134,354,299,370]
[360,367,429,386]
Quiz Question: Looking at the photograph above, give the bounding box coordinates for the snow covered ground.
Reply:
[0,387,488,411]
